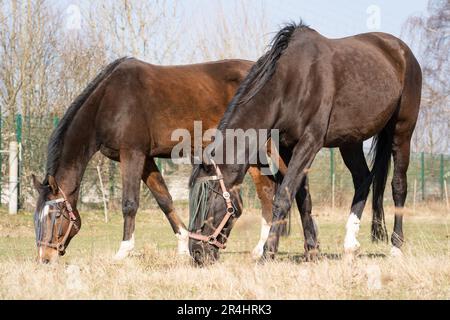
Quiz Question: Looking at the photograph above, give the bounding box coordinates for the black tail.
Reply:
[370,114,397,242]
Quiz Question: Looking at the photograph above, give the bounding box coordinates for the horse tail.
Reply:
[370,110,398,242]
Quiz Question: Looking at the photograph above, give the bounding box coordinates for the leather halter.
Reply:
[188,160,235,249]
[37,188,78,253]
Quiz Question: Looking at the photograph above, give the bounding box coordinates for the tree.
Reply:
[402,0,450,154]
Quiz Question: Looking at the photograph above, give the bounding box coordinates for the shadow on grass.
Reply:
[222,250,387,263]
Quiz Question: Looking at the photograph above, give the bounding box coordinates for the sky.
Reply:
[53,0,430,62]
[57,0,430,38]
[183,0,429,38]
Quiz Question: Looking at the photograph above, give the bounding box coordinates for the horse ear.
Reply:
[32,174,44,193]
[48,175,59,195]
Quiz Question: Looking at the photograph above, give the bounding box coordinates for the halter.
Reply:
[36,188,78,253]
[188,160,235,249]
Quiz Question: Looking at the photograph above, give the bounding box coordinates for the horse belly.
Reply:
[324,87,401,147]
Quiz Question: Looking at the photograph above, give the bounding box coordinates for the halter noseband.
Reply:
[37,188,78,253]
[188,160,235,249]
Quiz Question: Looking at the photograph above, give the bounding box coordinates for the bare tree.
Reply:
[402,0,450,154]
[85,0,184,64]
[191,1,270,62]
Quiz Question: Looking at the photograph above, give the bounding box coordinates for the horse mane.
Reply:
[45,57,131,181]
[189,21,309,187]
[217,21,309,132]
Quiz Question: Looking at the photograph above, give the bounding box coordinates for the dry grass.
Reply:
[0,203,449,300]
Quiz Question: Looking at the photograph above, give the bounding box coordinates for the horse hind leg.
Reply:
[390,139,410,257]
[389,57,421,257]
[114,149,146,260]
[142,157,189,256]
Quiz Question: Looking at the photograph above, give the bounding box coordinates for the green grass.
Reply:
[0,205,449,299]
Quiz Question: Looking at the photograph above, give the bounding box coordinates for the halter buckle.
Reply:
[207,236,217,245]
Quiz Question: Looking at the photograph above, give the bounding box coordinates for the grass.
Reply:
[0,203,449,299]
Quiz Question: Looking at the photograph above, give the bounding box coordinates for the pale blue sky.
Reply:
[57,0,429,38]
[55,0,430,61]
[186,0,429,37]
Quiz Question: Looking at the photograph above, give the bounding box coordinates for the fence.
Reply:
[0,115,449,213]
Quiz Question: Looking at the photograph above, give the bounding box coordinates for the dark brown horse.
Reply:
[32,57,284,262]
[189,22,422,264]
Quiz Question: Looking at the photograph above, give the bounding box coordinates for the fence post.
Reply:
[53,115,59,128]
[109,160,115,203]
[156,158,163,175]
[9,141,18,215]
[0,116,2,206]
[440,154,444,200]
[15,114,22,209]
[420,152,425,201]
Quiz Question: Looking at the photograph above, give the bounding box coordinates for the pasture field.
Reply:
[0,204,449,300]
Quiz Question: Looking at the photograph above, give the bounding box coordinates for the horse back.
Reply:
[95,58,253,156]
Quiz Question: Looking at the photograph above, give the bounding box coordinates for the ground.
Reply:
[0,204,448,299]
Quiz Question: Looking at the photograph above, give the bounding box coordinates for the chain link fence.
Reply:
[0,116,448,212]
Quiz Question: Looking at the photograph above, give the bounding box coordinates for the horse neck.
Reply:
[217,96,276,187]
[54,115,99,208]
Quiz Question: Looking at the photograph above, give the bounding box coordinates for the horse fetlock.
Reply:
[252,243,265,260]
[176,228,190,256]
[391,231,404,248]
[113,234,135,260]
[344,213,361,252]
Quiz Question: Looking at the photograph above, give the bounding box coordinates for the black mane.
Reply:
[45,57,131,181]
[190,21,309,187]
[217,21,309,131]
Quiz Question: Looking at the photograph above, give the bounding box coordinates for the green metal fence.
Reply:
[0,115,448,212]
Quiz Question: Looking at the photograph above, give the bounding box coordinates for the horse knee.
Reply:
[273,199,290,220]
[122,199,138,217]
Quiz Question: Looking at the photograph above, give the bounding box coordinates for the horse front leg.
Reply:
[142,157,189,256]
[339,144,371,256]
[248,166,275,260]
[114,149,145,260]
[296,176,320,261]
[263,139,322,260]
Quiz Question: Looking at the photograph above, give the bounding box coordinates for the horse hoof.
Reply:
[252,246,264,260]
[113,250,132,261]
[262,250,276,261]
[306,249,320,262]
[343,246,360,263]
[113,237,135,261]
[390,246,403,257]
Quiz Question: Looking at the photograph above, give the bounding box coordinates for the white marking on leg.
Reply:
[252,218,271,260]
[113,233,135,260]
[390,246,403,257]
[176,227,190,256]
[344,213,361,252]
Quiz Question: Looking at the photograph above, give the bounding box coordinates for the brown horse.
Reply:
[32,57,283,262]
[189,22,422,264]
